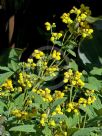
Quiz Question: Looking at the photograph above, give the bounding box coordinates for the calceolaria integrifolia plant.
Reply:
[0,4,102,136]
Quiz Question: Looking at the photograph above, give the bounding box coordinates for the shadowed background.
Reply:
[0,0,101,60]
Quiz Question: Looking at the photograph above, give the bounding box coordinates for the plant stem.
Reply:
[70,86,73,102]
[72,91,77,102]
[83,113,87,128]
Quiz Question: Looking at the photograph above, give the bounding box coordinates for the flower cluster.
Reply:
[18,72,32,88]
[46,65,59,76]
[45,22,56,31]
[23,58,36,69]
[51,50,61,61]
[52,105,63,115]
[11,108,36,120]
[32,88,53,102]
[32,49,45,59]
[0,79,14,97]
[63,69,85,88]
[50,32,63,43]
[53,90,64,99]
[61,4,93,38]
[1,79,14,91]
[66,90,96,114]
[78,95,96,107]
[66,102,79,114]
[40,113,48,126]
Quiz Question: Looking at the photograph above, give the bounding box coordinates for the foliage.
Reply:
[0,3,102,136]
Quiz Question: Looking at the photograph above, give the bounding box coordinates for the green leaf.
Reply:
[72,127,101,136]
[51,97,67,111]
[90,67,102,75]
[53,41,62,46]
[66,114,79,128]
[67,128,79,136]
[9,125,36,132]
[0,101,6,109]
[0,101,7,114]
[34,93,44,104]
[0,71,14,85]
[84,76,102,90]
[0,66,10,72]
[80,105,97,119]
[14,93,24,108]
[86,116,102,127]
[9,48,23,61]
[34,93,49,110]
[8,60,19,72]
[92,95,102,110]
[52,114,67,122]
[69,60,78,71]
[67,49,76,57]
[52,114,69,127]
[95,108,102,116]
[42,125,52,136]
[8,48,23,72]
[86,16,102,23]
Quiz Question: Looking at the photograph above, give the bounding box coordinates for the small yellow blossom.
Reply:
[54,90,64,99]
[50,32,62,43]
[51,50,61,61]
[40,118,45,126]
[45,22,51,31]
[49,120,56,127]
[32,50,45,59]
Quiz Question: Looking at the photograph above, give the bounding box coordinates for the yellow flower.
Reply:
[55,105,61,113]
[71,80,76,86]
[45,88,51,93]
[32,88,37,93]
[80,13,87,20]
[50,32,62,43]
[82,33,87,38]
[61,13,73,24]
[76,9,81,15]
[64,132,67,136]
[54,90,64,99]
[41,113,47,118]
[40,118,45,126]
[45,22,51,31]
[66,108,71,112]
[74,109,79,113]
[63,78,68,83]
[32,50,45,59]
[26,100,32,105]
[50,36,55,42]
[49,120,56,127]
[52,112,56,116]
[2,79,14,91]
[27,58,33,63]
[17,87,22,92]
[51,50,61,61]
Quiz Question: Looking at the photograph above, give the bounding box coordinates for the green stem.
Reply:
[49,59,56,67]
[19,132,22,136]
[78,116,80,128]
[70,86,73,102]
[83,113,87,128]
[72,91,77,102]
[62,30,69,43]
[63,33,73,46]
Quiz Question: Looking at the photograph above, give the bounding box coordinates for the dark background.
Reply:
[0,0,102,60]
